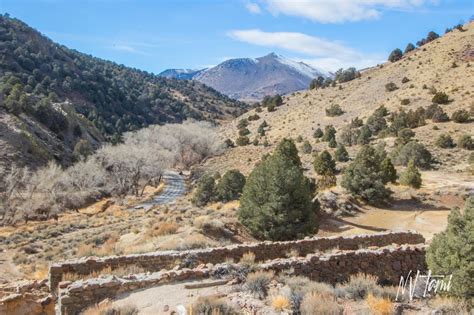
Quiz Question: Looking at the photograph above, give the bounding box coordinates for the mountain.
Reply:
[158,68,206,80]
[194,53,329,101]
[0,15,249,171]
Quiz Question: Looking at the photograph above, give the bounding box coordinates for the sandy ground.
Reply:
[111,279,232,315]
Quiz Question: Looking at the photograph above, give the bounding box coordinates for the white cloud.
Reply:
[245,2,262,14]
[108,43,151,55]
[227,29,385,71]
[263,0,435,23]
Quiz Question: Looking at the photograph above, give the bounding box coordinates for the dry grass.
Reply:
[82,300,138,315]
[239,251,256,268]
[271,295,291,311]
[428,296,471,314]
[366,293,394,315]
[147,221,179,237]
[300,291,342,315]
[245,270,274,299]
[62,265,146,282]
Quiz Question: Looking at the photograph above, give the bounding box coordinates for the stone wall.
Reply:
[49,231,424,293]
[57,244,427,315]
[49,231,424,292]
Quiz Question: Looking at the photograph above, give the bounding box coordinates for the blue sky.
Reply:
[1,0,472,73]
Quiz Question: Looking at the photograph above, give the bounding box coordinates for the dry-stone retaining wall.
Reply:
[49,231,424,292]
[57,244,427,315]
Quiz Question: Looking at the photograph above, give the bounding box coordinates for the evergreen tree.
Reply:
[313,150,336,176]
[328,137,337,148]
[301,141,312,154]
[357,125,372,145]
[399,160,422,188]
[341,145,391,204]
[216,169,246,202]
[380,157,397,184]
[388,48,403,62]
[192,174,216,207]
[73,139,93,161]
[313,128,323,138]
[335,144,349,162]
[322,125,336,142]
[239,139,318,241]
[427,197,474,298]
[404,43,415,54]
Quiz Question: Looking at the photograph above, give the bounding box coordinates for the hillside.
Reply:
[161,53,330,101]
[209,23,474,177]
[0,15,248,170]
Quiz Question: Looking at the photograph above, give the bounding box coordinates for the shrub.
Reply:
[401,77,410,84]
[427,197,474,298]
[337,273,379,300]
[366,293,394,315]
[319,174,337,190]
[300,291,342,315]
[366,112,387,135]
[339,125,360,146]
[435,134,455,148]
[224,139,235,148]
[239,251,257,270]
[451,109,470,123]
[271,296,290,311]
[396,128,415,145]
[380,157,397,184]
[236,136,250,146]
[309,76,325,89]
[313,127,323,138]
[216,169,246,202]
[328,137,337,148]
[457,134,473,150]
[237,118,248,129]
[296,135,303,143]
[334,67,360,83]
[404,43,415,54]
[341,146,391,204]
[313,150,336,176]
[239,139,318,240]
[322,125,336,142]
[192,174,216,207]
[245,271,274,299]
[432,92,449,104]
[399,160,422,188]
[267,103,276,112]
[357,125,372,145]
[350,116,364,128]
[301,141,312,154]
[281,276,335,313]
[192,296,237,315]
[325,104,344,117]
[238,128,250,136]
[73,139,93,161]
[248,113,260,121]
[432,109,450,122]
[335,144,349,162]
[388,48,403,62]
[391,141,432,169]
[400,98,410,105]
[252,138,259,146]
[385,82,398,92]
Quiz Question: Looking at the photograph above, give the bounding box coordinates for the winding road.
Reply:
[134,171,186,210]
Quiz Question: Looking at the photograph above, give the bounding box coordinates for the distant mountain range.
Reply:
[159,53,331,101]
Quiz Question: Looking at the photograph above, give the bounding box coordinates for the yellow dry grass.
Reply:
[366,293,394,315]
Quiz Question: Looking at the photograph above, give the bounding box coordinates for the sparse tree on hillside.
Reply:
[313,150,336,176]
[404,43,415,54]
[399,160,422,188]
[322,125,336,142]
[239,139,318,241]
[192,174,216,207]
[313,127,323,139]
[388,48,403,62]
[335,144,349,162]
[216,169,246,202]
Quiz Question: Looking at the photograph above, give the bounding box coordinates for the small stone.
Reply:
[163,305,169,312]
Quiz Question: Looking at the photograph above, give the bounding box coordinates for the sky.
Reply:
[1,0,473,73]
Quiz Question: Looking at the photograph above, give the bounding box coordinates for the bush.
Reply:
[435,134,455,148]
[216,170,246,202]
[248,113,260,121]
[396,128,415,145]
[267,103,276,112]
[313,150,336,176]
[325,104,344,117]
[300,291,342,315]
[404,43,415,54]
[339,125,360,146]
[427,197,474,298]
[366,112,387,135]
[281,276,335,314]
[385,82,398,92]
[224,139,235,148]
[192,174,216,207]
[236,136,250,146]
[357,125,372,145]
[238,128,250,136]
[391,141,432,169]
[432,92,449,104]
[341,146,391,204]
[401,77,410,84]
[301,141,312,154]
[388,48,403,62]
[400,98,410,105]
[322,125,336,142]
[237,118,248,129]
[399,160,422,188]
[366,293,394,315]
[245,271,274,299]
[313,127,323,138]
[334,67,360,83]
[432,109,450,123]
[380,157,397,184]
[271,296,290,311]
[451,109,470,123]
[457,134,473,150]
[335,144,349,162]
[328,137,337,148]
[239,139,318,240]
[192,296,237,315]
[337,273,379,300]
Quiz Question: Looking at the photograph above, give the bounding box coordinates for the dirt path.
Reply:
[111,279,232,314]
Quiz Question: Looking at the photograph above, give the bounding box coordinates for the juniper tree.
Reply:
[335,144,349,162]
[426,197,474,298]
[388,48,403,62]
[313,150,336,176]
[399,160,422,188]
[192,174,216,207]
[239,139,318,241]
[313,128,323,139]
[380,157,397,184]
[216,169,246,202]
[341,145,391,204]
[322,125,336,142]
